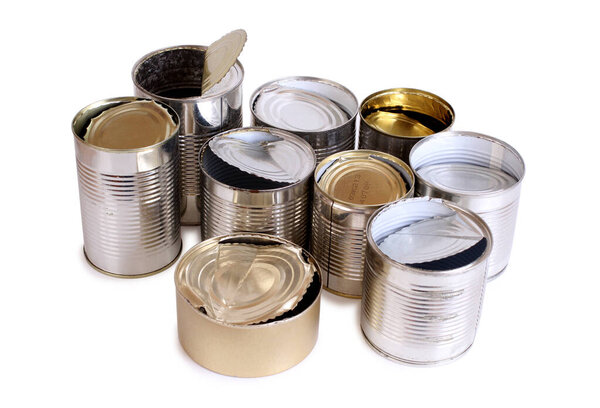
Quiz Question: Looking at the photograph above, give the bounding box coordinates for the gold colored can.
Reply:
[358,88,455,162]
[310,150,414,298]
[175,233,322,377]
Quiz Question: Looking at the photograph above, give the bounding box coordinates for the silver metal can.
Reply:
[250,76,358,162]
[310,150,414,297]
[409,131,525,280]
[358,88,455,163]
[72,97,182,277]
[200,127,316,247]
[132,45,244,225]
[361,197,492,365]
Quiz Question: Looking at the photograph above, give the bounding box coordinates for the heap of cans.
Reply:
[72,36,524,376]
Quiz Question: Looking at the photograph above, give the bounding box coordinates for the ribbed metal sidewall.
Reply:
[313,136,355,163]
[358,122,421,164]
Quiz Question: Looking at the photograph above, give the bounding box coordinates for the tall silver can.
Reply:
[362,197,492,365]
[250,76,358,162]
[310,150,414,298]
[409,131,525,280]
[72,97,182,277]
[132,45,244,225]
[199,127,316,247]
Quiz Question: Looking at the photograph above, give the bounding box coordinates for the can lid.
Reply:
[84,100,176,149]
[176,240,315,325]
[202,29,247,94]
[207,128,315,184]
[318,152,407,206]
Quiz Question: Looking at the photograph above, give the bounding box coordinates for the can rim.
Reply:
[199,126,317,193]
[366,197,493,276]
[249,76,359,134]
[409,130,526,198]
[131,44,245,102]
[314,149,415,209]
[71,97,180,153]
[359,87,455,139]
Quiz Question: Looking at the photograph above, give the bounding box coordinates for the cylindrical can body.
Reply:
[358,88,454,163]
[72,97,182,277]
[250,76,358,163]
[132,45,244,225]
[409,131,525,280]
[361,198,492,365]
[310,150,415,297]
[200,127,316,248]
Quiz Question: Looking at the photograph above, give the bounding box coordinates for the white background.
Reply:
[1,1,598,406]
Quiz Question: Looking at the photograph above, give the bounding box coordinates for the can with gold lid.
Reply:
[310,150,414,297]
[358,88,455,162]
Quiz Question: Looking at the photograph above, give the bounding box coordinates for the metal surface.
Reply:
[409,131,525,280]
[358,88,454,162]
[175,233,322,377]
[202,29,247,93]
[200,127,316,248]
[361,197,491,365]
[310,150,414,297]
[72,97,182,277]
[250,76,358,162]
[132,45,244,225]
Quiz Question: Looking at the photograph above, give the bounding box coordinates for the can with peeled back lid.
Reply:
[72,97,182,277]
[310,150,414,298]
[358,88,455,163]
[361,197,492,365]
[199,127,316,248]
[132,45,244,225]
[250,76,358,163]
[409,131,525,280]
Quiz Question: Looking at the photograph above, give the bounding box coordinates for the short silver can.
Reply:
[132,45,244,225]
[72,97,182,277]
[409,131,525,280]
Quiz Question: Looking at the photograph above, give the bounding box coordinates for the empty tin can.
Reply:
[250,76,358,162]
[358,88,455,162]
[310,150,414,297]
[409,131,525,280]
[361,197,492,365]
[132,45,244,225]
[175,233,322,377]
[200,127,316,247]
[72,97,182,277]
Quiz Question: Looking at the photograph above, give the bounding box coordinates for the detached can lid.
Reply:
[202,29,247,94]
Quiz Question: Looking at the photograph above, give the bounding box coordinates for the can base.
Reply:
[323,286,361,299]
[83,240,183,278]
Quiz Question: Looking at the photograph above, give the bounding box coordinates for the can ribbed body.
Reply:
[73,98,182,277]
[132,45,244,225]
[361,198,491,365]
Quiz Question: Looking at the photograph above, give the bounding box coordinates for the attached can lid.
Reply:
[176,240,315,325]
[202,29,247,94]
[84,100,176,149]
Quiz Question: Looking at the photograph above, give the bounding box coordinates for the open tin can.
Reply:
[250,76,358,162]
[358,88,454,162]
[132,45,244,225]
[72,97,182,277]
[361,197,492,365]
[175,233,322,377]
[199,127,316,247]
[310,150,414,297]
[409,131,525,280]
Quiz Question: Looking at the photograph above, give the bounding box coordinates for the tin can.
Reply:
[200,127,316,247]
[250,76,358,162]
[409,131,525,280]
[361,197,492,365]
[358,88,455,162]
[175,233,322,377]
[310,150,414,297]
[72,97,182,277]
[132,45,244,225]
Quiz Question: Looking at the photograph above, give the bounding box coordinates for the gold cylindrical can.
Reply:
[175,233,322,377]
[310,150,414,297]
[358,88,455,162]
